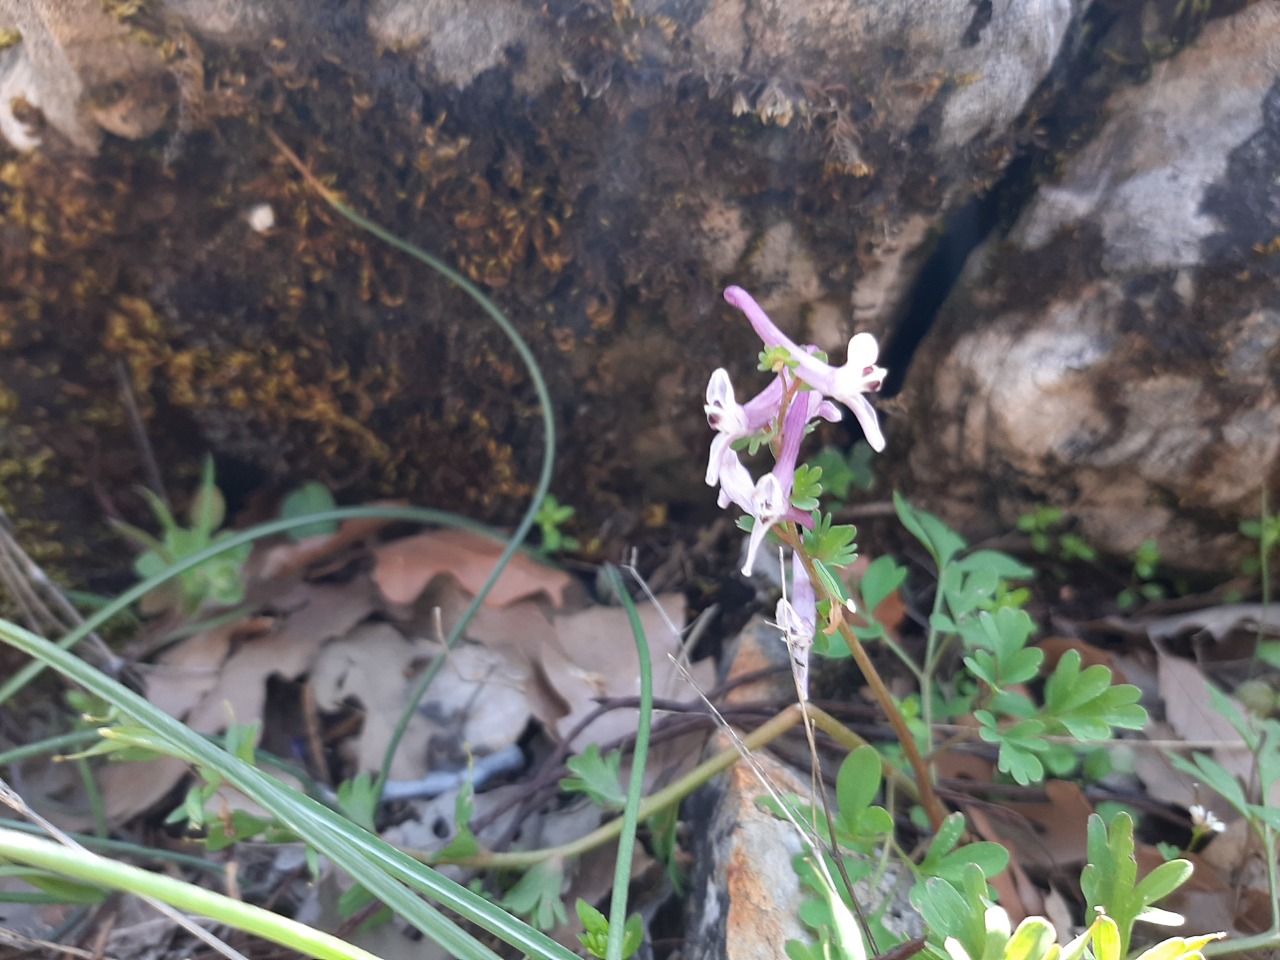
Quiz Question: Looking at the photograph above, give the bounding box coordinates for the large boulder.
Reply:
[0,0,1089,553]
[899,2,1280,573]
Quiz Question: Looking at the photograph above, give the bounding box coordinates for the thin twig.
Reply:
[0,508,124,678]
[113,358,168,508]
[0,925,124,960]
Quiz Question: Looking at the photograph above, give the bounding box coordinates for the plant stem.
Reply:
[0,828,380,960]
[602,567,652,960]
[0,730,102,765]
[834,617,947,830]
[0,817,222,873]
[424,704,918,869]
[265,130,557,803]
[788,545,947,831]
[918,578,951,757]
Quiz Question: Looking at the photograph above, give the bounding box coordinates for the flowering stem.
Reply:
[788,541,948,832]
[421,703,920,870]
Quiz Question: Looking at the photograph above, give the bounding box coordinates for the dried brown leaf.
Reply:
[417,577,568,732]
[542,593,709,750]
[249,501,404,581]
[1155,648,1261,798]
[1038,636,1122,677]
[372,528,572,608]
[980,779,1094,873]
[95,755,193,827]
[309,623,438,779]
[180,578,376,735]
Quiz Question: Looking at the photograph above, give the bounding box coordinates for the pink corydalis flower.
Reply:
[723,285,888,452]
[704,353,833,577]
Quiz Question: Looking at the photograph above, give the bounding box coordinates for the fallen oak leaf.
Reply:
[250,500,405,581]
[372,528,572,609]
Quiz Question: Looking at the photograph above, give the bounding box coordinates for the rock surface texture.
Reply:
[0,0,1273,573]
[900,2,1280,572]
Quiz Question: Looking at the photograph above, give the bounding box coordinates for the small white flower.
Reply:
[1189,804,1226,833]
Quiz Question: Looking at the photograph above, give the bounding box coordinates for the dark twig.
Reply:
[113,358,168,508]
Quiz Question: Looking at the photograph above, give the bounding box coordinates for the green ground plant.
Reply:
[533,493,580,554]
[1017,506,1098,565]
[1117,539,1166,611]
[112,456,252,615]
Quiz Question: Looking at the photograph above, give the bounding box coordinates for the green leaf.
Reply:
[809,447,858,501]
[952,551,1034,580]
[1132,934,1226,960]
[501,859,568,931]
[188,457,227,536]
[133,549,173,580]
[1093,914,1122,960]
[1005,917,1057,960]
[336,773,380,833]
[961,609,1041,690]
[804,512,860,569]
[619,914,644,960]
[646,803,684,893]
[917,813,1008,885]
[946,569,1002,616]
[136,485,180,537]
[859,556,907,614]
[760,346,798,373]
[1167,754,1248,817]
[930,612,959,635]
[561,744,626,810]
[893,492,966,569]
[964,650,999,688]
[910,866,994,960]
[1058,534,1098,564]
[810,557,852,605]
[791,464,824,512]
[1133,538,1161,580]
[786,938,825,960]
[1018,506,1062,533]
[1041,651,1147,740]
[1133,860,1194,906]
[1080,813,1189,960]
[435,778,481,860]
[835,745,883,816]
[337,882,393,929]
[1255,640,1280,670]
[534,494,578,553]
[577,899,610,958]
[832,746,894,846]
[977,712,1050,785]
[114,516,169,556]
[280,481,339,540]
[203,809,279,852]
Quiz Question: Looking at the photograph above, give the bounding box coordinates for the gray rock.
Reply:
[0,0,170,151]
[901,2,1280,572]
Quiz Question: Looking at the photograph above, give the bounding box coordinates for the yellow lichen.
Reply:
[103,295,391,467]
